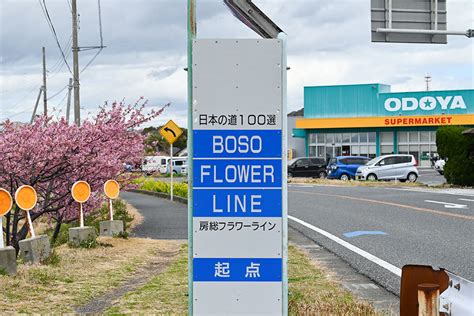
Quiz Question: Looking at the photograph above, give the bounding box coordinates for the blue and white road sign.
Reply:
[191,39,287,315]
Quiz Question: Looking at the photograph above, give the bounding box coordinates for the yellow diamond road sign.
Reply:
[159,120,183,144]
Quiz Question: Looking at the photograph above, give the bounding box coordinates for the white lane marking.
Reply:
[460,198,474,202]
[425,200,468,209]
[288,215,402,277]
[391,187,474,197]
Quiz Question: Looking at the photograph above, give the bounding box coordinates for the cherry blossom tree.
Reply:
[0,99,168,251]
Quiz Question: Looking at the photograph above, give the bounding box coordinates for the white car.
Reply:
[356,154,419,182]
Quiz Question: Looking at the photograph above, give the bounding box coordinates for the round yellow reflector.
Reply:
[15,185,37,211]
[104,180,120,199]
[0,188,13,216]
[71,181,91,203]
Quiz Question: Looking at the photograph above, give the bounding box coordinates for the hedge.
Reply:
[436,126,474,186]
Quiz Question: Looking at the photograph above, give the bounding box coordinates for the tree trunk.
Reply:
[52,216,63,244]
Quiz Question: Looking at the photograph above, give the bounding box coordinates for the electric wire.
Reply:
[80,0,104,74]
[47,84,68,100]
[38,0,73,75]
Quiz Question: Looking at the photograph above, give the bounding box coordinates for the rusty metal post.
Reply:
[418,283,440,316]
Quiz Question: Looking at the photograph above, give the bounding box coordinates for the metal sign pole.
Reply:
[26,210,35,238]
[170,143,174,201]
[79,203,84,228]
[109,199,114,221]
[0,216,4,248]
[187,0,196,314]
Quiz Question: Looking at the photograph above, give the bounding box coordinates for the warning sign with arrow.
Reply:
[159,120,183,144]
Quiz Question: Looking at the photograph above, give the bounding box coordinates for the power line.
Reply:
[80,0,105,74]
[39,0,73,75]
[47,84,68,100]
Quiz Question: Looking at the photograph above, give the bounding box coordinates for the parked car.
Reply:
[142,156,168,175]
[355,154,418,182]
[327,156,371,180]
[434,159,445,175]
[160,157,187,174]
[288,157,327,178]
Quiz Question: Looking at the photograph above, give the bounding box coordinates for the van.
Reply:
[355,154,418,182]
[160,157,188,174]
[142,156,168,175]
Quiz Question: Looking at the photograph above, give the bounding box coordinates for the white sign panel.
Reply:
[191,39,286,315]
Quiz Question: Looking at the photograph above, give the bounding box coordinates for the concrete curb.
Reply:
[127,189,188,205]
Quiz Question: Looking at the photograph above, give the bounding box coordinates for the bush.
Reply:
[436,126,474,186]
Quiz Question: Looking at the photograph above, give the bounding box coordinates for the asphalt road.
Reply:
[417,167,446,186]
[288,184,474,295]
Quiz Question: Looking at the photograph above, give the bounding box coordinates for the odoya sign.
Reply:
[384,95,467,112]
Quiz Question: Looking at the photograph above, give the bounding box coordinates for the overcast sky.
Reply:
[1,0,473,127]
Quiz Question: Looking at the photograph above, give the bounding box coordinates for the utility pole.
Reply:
[31,87,43,124]
[66,78,73,123]
[425,74,432,91]
[72,0,81,126]
[42,47,47,116]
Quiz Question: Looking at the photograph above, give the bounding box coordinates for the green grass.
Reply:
[105,245,380,315]
[133,177,188,198]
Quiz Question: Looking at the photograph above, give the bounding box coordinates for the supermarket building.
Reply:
[293,84,474,167]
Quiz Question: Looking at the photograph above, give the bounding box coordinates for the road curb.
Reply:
[127,189,188,205]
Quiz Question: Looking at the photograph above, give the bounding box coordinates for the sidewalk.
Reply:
[121,191,187,240]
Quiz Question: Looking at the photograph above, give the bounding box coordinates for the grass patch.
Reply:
[288,245,378,315]
[290,177,423,187]
[105,245,188,315]
[105,245,379,315]
[0,238,182,314]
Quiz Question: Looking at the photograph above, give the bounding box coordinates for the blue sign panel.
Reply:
[193,159,282,187]
[193,258,282,282]
[193,189,282,217]
[194,130,282,158]
[191,39,285,314]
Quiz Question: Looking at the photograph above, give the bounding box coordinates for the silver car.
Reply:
[356,154,419,182]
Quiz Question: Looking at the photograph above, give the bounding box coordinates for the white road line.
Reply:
[391,187,474,197]
[425,200,468,209]
[288,215,402,277]
[460,198,474,202]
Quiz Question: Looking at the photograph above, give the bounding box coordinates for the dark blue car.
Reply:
[327,156,370,180]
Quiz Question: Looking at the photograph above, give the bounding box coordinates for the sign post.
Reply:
[15,185,51,263]
[15,185,38,238]
[159,119,183,202]
[69,181,96,247]
[0,188,16,275]
[71,181,91,227]
[0,188,13,249]
[189,38,287,315]
[100,179,124,237]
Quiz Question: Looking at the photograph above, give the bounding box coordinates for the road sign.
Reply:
[371,0,448,44]
[71,181,91,203]
[14,185,38,238]
[0,188,13,248]
[104,180,120,199]
[190,38,287,314]
[159,120,183,144]
[0,189,13,217]
[15,185,37,211]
